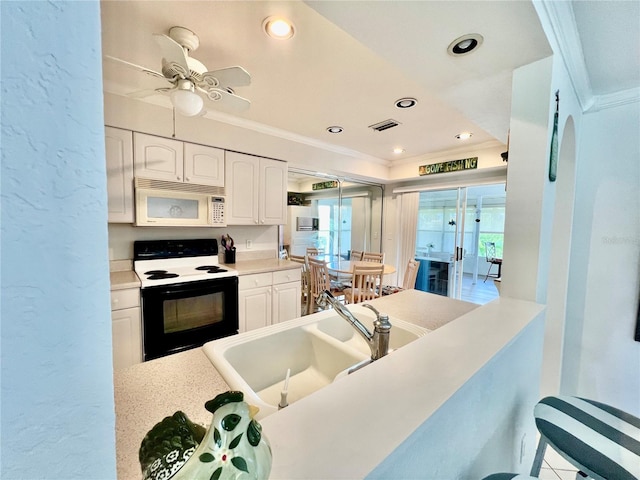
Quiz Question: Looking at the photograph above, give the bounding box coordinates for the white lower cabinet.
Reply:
[111,287,142,370]
[238,268,301,333]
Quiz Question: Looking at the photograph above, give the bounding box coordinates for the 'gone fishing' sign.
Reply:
[419,157,478,176]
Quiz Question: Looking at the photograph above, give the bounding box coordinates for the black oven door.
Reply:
[141,276,239,361]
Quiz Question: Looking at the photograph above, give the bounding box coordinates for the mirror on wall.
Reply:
[282,169,383,259]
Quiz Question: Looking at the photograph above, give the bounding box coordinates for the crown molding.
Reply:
[392,140,505,167]
[109,90,391,167]
[535,0,594,112]
[588,86,640,113]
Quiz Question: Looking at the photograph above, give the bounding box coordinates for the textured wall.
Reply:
[1,2,117,478]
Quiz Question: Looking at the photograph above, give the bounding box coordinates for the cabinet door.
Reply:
[259,158,287,225]
[112,306,142,370]
[133,132,184,182]
[184,143,225,186]
[272,281,301,324]
[105,127,134,223]
[225,151,260,225]
[239,286,272,332]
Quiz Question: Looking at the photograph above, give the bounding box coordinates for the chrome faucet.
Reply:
[317,290,392,360]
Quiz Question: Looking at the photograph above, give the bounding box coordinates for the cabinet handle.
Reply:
[177,176,181,181]
[185,177,190,182]
[274,287,278,293]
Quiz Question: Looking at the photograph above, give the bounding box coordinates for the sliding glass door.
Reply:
[414,183,505,301]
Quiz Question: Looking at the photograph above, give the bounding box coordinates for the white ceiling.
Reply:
[100,0,638,166]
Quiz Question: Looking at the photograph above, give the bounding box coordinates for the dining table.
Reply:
[324,258,397,276]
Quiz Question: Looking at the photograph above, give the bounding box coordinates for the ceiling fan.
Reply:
[106,26,251,116]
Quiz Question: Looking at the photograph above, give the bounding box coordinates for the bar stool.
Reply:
[482,395,640,480]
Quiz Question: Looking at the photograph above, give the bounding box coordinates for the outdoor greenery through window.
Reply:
[415,185,505,260]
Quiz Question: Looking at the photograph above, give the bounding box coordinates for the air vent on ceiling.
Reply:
[368,119,401,132]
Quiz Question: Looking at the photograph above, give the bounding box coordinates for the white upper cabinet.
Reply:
[134,133,183,182]
[105,127,134,223]
[134,132,225,187]
[184,143,225,186]
[260,157,288,225]
[225,151,287,225]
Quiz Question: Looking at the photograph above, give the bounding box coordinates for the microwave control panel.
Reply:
[211,196,226,225]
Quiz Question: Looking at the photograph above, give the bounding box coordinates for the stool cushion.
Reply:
[534,396,640,480]
[481,474,537,480]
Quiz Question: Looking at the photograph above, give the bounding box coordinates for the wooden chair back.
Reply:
[402,259,419,290]
[362,251,385,263]
[350,250,363,261]
[306,247,324,257]
[307,257,330,295]
[307,257,343,310]
[289,254,305,264]
[345,263,384,304]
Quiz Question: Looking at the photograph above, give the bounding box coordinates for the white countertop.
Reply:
[113,290,478,479]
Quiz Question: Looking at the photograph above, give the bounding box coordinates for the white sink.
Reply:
[203,305,428,419]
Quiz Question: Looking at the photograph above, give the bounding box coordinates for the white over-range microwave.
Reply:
[134,178,226,227]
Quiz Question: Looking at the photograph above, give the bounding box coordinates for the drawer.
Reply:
[110,288,140,311]
[273,268,301,285]
[239,272,273,290]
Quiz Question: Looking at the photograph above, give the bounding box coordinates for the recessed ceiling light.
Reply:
[455,132,473,140]
[395,97,417,109]
[447,34,483,56]
[263,16,295,39]
[327,126,343,134]
[393,147,405,154]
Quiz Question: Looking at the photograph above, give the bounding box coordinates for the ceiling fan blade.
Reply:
[153,33,190,79]
[200,87,251,111]
[103,55,164,78]
[199,66,251,88]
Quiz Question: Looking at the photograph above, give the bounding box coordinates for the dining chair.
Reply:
[362,251,385,263]
[381,258,419,295]
[288,254,310,313]
[350,250,364,261]
[307,256,345,312]
[483,241,502,282]
[306,247,324,257]
[289,254,304,263]
[343,263,384,304]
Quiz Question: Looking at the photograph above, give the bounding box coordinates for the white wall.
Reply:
[561,102,640,414]
[1,2,116,478]
[501,57,554,303]
[108,224,279,260]
[368,310,545,479]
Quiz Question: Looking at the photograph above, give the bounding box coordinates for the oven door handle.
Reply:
[141,278,238,299]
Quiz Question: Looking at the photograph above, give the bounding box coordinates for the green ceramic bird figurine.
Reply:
[140,391,272,480]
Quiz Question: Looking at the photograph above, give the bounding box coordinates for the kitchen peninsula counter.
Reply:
[114,291,544,479]
[114,347,230,480]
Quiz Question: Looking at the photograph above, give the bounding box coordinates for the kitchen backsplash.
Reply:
[108,223,279,260]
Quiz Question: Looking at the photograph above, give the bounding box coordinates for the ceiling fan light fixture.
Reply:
[170,80,204,116]
[455,132,473,140]
[327,126,343,134]
[447,34,483,56]
[263,16,295,39]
